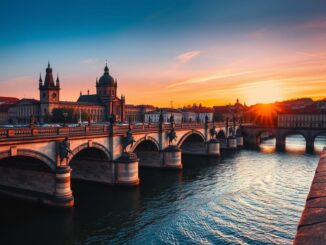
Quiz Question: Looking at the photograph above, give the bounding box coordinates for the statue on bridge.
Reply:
[59,137,72,164]
[122,128,136,152]
[209,125,218,139]
[167,128,177,145]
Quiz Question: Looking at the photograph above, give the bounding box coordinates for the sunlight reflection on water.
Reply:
[0,137,325,245]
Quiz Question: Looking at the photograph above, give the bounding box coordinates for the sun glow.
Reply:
[241,80,285,105]
[248,103,282,126]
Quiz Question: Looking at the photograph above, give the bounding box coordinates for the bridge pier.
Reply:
[227,137,237,149]
[276,136,285,151]
[113,152,140,186]
[243,135,259,148]
[206,139,220,156]
[51,166,74,208]
[218,138,228,150]
[163,145,182,169]
[306,139,314,154]
[236,136,244,147]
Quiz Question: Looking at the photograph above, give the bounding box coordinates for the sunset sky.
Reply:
[0,0,326,107]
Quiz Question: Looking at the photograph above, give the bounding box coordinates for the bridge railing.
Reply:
[277,121,326,129]
[0,121,245,140]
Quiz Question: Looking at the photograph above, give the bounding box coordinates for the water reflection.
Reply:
[285,135,306,153]
[0,138,323,245]
[314,135,326,154]
[259,138,276,153]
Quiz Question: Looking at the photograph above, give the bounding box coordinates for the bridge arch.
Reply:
[177,130,205,148]
[281,130,309,142]
[281,130,309,152]
[312,131,326,141]
[131,136,160,152]
[0,149,56,172]
[311,131,326,153]
[67,142,112,164]
[255,129,276,144]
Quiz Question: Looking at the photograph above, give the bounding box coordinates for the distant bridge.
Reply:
[242,124,326,152]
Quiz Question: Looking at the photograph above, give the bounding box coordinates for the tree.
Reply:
[52,108,75,123]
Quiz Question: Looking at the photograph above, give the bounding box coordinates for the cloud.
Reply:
[176,50,201,63]
[294,18,326,30]
[81,58,98,65]
[167,70,252,89]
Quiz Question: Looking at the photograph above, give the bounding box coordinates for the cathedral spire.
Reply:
[44,61,55,87]
[39,73,43,88]
[56,73,60,88]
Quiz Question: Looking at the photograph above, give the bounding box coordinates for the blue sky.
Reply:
[1,0,326,106]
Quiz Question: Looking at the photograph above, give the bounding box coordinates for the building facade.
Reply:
[0,97,19,124]
[145,108,183,124]
[125,104,156,123]
[278,113,326,128]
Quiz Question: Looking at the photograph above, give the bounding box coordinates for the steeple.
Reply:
[44,61,55,87]
[56,74,60,88]
[39,73,43,88]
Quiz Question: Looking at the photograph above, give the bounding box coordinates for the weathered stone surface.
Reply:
[310,182,326,190]
[312,176,326,183]
[306,197,326,208]
[294,222,326,245]
[314,172,326,178]
[307,188,326,199]
[316,165,326,173]
[294,149,326,244]
[299,208,326,227]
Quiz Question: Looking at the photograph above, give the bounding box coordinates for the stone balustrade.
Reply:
[0,122,236,140]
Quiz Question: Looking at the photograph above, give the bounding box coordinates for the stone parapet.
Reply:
[294,147,326,244]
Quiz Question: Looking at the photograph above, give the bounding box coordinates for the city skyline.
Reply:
[1,0,326,107]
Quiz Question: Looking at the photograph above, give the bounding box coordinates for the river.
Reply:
[0,136,325,245]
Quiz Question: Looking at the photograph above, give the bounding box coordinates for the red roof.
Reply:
[0,96,19,103]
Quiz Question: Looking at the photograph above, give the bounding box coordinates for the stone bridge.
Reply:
[242,125,326,152]
[0,122,242,208]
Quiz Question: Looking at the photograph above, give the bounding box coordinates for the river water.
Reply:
[0,136,325,245]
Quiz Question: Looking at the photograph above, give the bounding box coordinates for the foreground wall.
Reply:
[294,147,326,244]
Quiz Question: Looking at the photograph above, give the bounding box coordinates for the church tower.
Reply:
[96,62,124,121]
[39,62,60,118]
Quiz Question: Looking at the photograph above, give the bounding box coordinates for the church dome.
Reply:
[98,64,115,86]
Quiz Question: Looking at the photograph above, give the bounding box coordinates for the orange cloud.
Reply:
[166,70,252,89]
